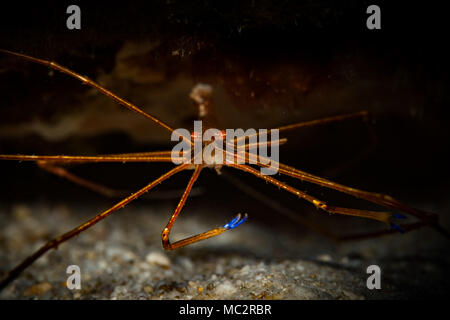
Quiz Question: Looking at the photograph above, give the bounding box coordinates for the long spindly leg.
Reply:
[0,164,188,291]
[275,110,369,133]
[227,163,400,226]
[102,151,188,158]
[221,168,433,241]
[0,49,176,135]
[227,138,288,151]
[219,169,340,240]
[238,149,435,223]
[33,150,187,197]
[2,151,186,197]
[230,149,444,237]
[275,164,434,222]
[161,165,247,250]
[38,160,202,200]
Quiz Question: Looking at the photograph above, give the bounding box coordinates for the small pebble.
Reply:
[317,254,332,262]
[144,286,154,294]
[215,280,237,297]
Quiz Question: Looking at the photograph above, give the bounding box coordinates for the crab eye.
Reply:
[212,130,226,140]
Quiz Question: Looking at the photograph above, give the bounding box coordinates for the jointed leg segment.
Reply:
[234,111,369,144]
[227,163,396,225]
[37,161,126,198]
[0,49,175,135]
[233,148,437,228]
[31,150,185,197]
[0,151,186,198]
[161,213,247,250]
[0,154,183,163]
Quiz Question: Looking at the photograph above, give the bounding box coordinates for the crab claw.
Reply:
[223,213,248,230]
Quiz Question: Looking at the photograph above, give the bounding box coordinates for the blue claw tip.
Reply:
[393,213,407,220]
[223,214,248,230]
[232,214,247,228]
[391,223,405,233]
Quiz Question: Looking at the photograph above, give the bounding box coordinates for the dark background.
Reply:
[0,1,449,227]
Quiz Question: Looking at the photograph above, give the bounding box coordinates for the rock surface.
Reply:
[0,199,448,300]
